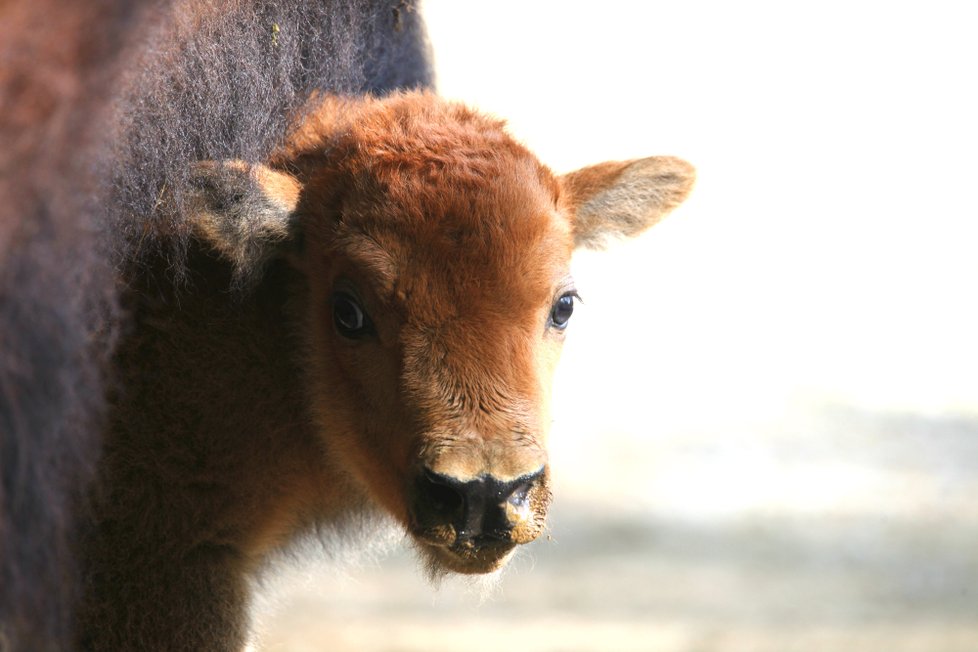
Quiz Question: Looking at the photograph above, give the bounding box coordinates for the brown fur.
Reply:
[1,0,433,648]
[79,91,693,649]
[0,1,693,648]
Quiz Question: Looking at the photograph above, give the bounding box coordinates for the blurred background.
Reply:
[260,2,978,650]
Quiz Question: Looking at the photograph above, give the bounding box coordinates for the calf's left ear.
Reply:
[185,160,302,281]
[560,156,695,249]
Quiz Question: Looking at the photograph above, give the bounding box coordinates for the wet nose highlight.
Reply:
[418,468,544,543]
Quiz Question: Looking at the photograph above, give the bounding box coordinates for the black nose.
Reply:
[416,468,543,543]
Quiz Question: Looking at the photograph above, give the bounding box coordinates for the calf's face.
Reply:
[186,93,694,574]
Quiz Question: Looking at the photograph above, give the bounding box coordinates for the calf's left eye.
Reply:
[331,291,374,339]
[549,292,576,330]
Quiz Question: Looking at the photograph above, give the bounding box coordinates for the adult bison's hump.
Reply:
[110,0,434,276]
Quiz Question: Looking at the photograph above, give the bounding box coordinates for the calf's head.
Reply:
[186,92,694,574]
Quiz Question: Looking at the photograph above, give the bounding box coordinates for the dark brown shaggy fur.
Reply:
[109,0,432,280]
[1,1,431,649]
[0,2,144,648]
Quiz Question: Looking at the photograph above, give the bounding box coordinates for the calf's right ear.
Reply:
[185,160,302,280]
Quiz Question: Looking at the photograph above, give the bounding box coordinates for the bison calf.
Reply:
[78,91,694,649]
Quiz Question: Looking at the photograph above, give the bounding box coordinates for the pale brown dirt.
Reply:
[257,407,978,651]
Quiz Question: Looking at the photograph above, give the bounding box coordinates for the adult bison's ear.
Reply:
[185,160,302,282]
[560,156,695,249]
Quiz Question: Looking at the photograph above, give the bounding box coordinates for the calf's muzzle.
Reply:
[414,467,547,546]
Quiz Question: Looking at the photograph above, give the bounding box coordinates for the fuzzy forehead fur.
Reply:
[284,93,574,321]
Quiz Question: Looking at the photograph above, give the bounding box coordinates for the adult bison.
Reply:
[0,1,693,650]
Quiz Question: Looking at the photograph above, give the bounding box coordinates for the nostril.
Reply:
[498,467,544,507]
[418,470,465,518]
[506,481,532,508]
[429,485,460,512]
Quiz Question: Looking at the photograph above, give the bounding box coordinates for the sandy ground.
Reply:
[256,405,978,652]
[257,2,978,650]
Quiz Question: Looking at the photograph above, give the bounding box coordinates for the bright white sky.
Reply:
[423,2,978,518]
[424,1,978,417]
